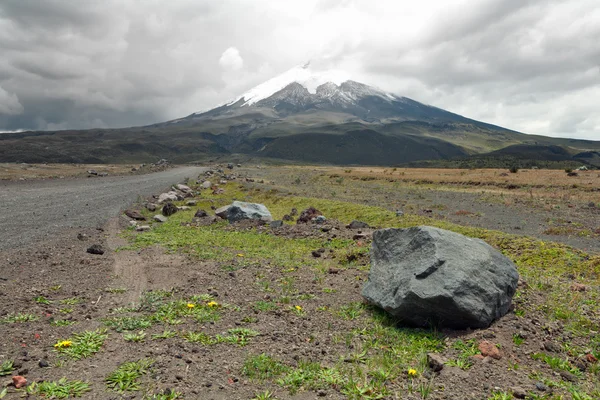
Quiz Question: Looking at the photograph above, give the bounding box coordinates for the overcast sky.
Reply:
[0,0,599,140]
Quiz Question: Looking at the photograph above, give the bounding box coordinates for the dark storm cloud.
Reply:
[0,0,598,139]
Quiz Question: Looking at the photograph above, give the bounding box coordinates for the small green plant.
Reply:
[183,331,214,345]
[220,328,259,346]
[54,329,108,360]
[50,285,62,291]
[123,331,146,342]
[105,287,127,294]
[0,360,14,376]
[338,302,365,320]
[144,390,182,399]
[243,353,289,380]
[50,319,76,327]
[103,316,152,332]
[488,391,512,400]
[512,333,525,346]
[60,297,81,305]
[106,359,154,392]
[59,307,74,314]
[26,378,91,398]
[34,295,52,305]
[253,390,275,400]
[152,330,178,340]
[1,313,39,323]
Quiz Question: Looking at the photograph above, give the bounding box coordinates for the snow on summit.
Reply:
[230,62,351,106]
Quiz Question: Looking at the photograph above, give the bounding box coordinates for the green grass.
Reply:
[34,295,52,305]
[106,358,154,392]
[54,329,108,360]
[1,313,39,323]
[25,378,91,398]
[103,316,153,332]
[50,319,77,327]
[0,360,14,377]
[253,300,278,312]
[243,353,290,380]
[123,331,147,342]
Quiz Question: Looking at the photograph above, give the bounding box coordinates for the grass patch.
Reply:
[106,358,154,392]
[54,329,108,360]
[25,378,91,398]
[1,313,39,323]
[243,353,290,380]
[0,360,14,377]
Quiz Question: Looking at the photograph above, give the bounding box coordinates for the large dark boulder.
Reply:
[362,226,519,329]
[162,202,178,217]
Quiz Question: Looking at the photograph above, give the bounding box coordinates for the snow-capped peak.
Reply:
[229,62,352,106]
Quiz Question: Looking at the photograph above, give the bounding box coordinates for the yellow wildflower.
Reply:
[295,305,303,311]
[54,340,72,349]
[207,301,218,307]
[186,303,195,309]
[407,368,417,376]
[236,253,244,257]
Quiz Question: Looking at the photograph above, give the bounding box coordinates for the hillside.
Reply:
[1,63,599,166]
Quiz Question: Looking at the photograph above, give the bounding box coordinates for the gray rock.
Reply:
[201,181,212,189]
[362,226,519,329]
[158,192,178,204]
[136,225,151,232]
[186,200,198,206]
[146,203,157,212]
[347,220,369,229]
[153,215,168,223]
[194,209,208,218]
[227,163,234,169]
[313,215,327,224]
[270,220,284,228]
[177,206,191,211]
[125,209,146,221]
[215,201,273,223]
[511,386,527,399]
[175,183,192,193]
[427,353,446,372]
[396,210,404,217]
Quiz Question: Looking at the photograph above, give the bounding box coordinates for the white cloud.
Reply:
[219,47,244,71]
[0,85,23,115]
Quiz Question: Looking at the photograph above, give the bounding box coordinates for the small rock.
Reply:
[427,353,446,372]
[87,169,97,175]
[12,375,27,388]
[313,215,327,224]
[543,341,561,353]
[317,389,327,397]
[176,184,192,193]
[396,210,404,217]
[201,181,212,189]
[146,203,157,212]
[347,220,370,229]
[586,353,598,363]
[38,359,49,368]
[270,220,284,228]
[297,207,322,224]
[478,341,502,359]
[186,200,197,206]
[570,283,587,292]
[311,250,322,258]
[158,192,179,204]
[136,225,151,232]
[76,233,88,241]
[162,202,178,217]
[511,387,527,399]
[177,206,191,211]
[283,214,293,222]
[154,215,168,223]
[125,209,146,221]
[559,370,577,382]
[194,209,208,218]
[86,244,104,255]
[535,382,548,391]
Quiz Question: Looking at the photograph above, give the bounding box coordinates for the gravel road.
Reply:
[0,166,205,251]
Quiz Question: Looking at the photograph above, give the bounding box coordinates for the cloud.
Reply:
[219,47,244,71]
[0,0,598,140]
[0,85,23,115]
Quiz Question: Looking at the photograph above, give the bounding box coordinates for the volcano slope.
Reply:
[0,164,599,399]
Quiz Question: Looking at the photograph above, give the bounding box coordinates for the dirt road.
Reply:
[0,166,204,251]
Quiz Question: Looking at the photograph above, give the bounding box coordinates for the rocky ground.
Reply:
[0,164,598,399]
